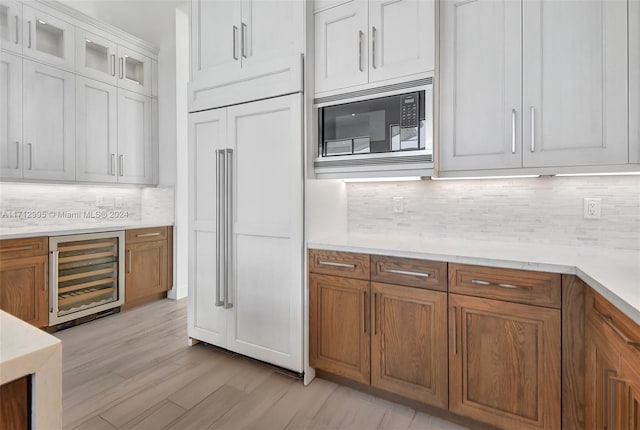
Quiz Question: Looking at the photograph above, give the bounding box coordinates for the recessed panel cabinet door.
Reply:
[0,0,22,54]
[227,93,303,373]
[449,294,561,430]
[522,0,628,167]
[0,51,22,179]
[117,89,152,184]
[310,273,370,384]
[187,108,228,347]
[0,255,48,328]
[23,59,75,181]
[76,77,118,183]
[315,1,369,93]
[439,0,522,172]
[371,282,447,408]
[125,240,168,303]
[368,0,435,83]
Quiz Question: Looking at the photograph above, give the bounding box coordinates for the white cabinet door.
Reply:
[22,5,75,71]
[23,59,75,180]
[439,0,522,172]
[0,0,22,55]
[630,0,640,164]
[76,77,117,183]
[240,0,303,68]
[315,1,369,93]
[368,0,435,83]
[522,0,628,167]
[190,0,241,88]
[117,89,152,184]
[188,108,229,348]
[226,94,303,373]
[75,29,118,86]
[0,51,21,178]
[117,46,151,96]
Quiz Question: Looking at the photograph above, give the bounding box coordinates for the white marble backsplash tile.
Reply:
[347,176,640,250]
[0,183,174,233]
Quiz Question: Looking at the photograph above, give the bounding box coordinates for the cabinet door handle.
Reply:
[111,54,116,76]
[382,268,430,278]
[241,23,247,58]
[127,249,132,273]
[15,142,20,169]
[27,20,31,48]
[594,299,640,348]
[452,306,458,355]
[318,260,356,269]
[232,26,239,60]
[49,250,59,314]
[224,148,233,309]
[119,155,124,176]
[15,16,19,44]
[0,245,34,253]
[110,154,115,176]
[530,106,535,152]
[119,57,124,79]
[511,109,517,154]
[215,149,224,307]
[371,26,377,69]
[27,143,33,170]
[136,232,161,238]
[358,31,364,72]
[363,292,369,334]
[471,279,520,289]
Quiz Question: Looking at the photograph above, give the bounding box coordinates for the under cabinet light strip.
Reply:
[430,175,540,181]
[343,176,423,183]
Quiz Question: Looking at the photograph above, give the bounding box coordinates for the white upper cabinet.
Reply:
[117,88,152,184]
[0,0,22,55]
[439,0,522,172]
[189,0,303,111]
[439,0,633,173]
[22,5,74,71]
[0,51,22,178]
[314,0,435,96]
[76,76,118,183]
[628,0,639,164]
[314,1,368,93]
[117,46,152,96]
[368,0,434,84]
[522,0,628,168]
[75,29,118,86]
[22,59,75,181]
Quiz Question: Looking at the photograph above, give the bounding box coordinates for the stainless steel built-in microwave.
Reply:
[314,80,433,178]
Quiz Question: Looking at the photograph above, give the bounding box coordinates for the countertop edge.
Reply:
[0,223,174,240]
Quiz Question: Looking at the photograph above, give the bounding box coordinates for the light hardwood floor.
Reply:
[55,299,468,430]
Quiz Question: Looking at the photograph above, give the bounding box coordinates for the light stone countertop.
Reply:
[0,311,62,428]
[308,233,640,324]
[0,222,174,240]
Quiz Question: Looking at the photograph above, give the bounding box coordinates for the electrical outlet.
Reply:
[393,197,404,214]
[583,198,601,219]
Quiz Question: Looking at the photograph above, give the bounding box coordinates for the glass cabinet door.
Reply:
[117,46,151,96]
[0,0,22,55]
[22,5,75,70]
[75,29,118,85]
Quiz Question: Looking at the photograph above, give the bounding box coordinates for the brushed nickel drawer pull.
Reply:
[136,232,161,238]
[383,268,430,278]
[363,292,368,334]
[127,249,132,273]
[471,279,520,289]
[318,261,356,269]
[452,306,458,355]
[594,300,640,347]
[14,16,18,44]
[0,245,35,252]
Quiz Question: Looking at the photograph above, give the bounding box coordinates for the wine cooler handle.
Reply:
[49,250,59,314]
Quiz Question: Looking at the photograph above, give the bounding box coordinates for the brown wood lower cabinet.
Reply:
[309,273,370,384]
[371,282,448,408]
[0,237,48,328]
[0,375,30,430]
[449,293,561,430]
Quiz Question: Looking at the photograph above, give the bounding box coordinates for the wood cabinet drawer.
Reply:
[0,237,48,259]
[126,226,168,244]
[587,288,640,355]
[449,263,561,309]
[371,255,446,292]
[309,249,370,280]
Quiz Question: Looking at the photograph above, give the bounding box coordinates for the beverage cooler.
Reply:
[49,231,125,325]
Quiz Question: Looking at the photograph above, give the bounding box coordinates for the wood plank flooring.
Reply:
[55,299,468,430]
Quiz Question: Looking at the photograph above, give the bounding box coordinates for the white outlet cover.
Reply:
[583,198,601,219]
[393,197,404,214]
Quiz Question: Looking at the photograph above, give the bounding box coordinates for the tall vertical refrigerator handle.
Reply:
[49,250,59,314]
[224,148,233,309]
[215,150,224,307]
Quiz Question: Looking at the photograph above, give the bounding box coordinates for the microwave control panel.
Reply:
[400,93,419,127]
